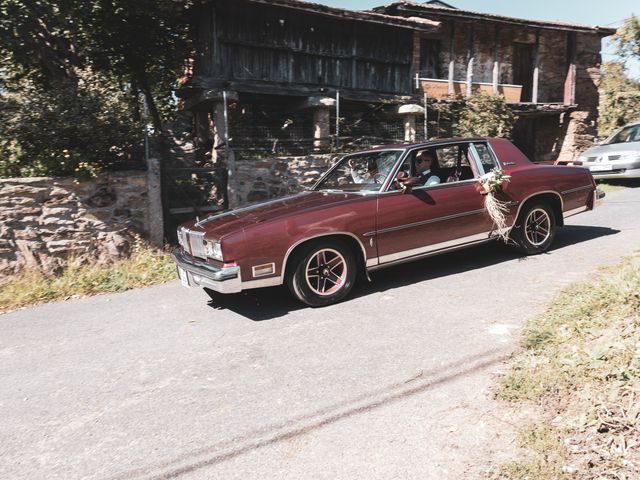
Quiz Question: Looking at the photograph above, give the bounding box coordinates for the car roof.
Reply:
[365,137,489,151]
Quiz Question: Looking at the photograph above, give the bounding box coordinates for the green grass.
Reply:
[495,254,640,480]
[0,238,177,313]
[596,179,640,194]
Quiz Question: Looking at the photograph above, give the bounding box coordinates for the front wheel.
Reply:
[511,202,556,255]
[286,240,357,307]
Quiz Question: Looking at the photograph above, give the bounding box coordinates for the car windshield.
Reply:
[314,150,403,192]
[605,124,640,145]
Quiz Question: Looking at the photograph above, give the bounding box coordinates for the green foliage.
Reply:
[598,62,640,137]
[0,0,191,178]
[612,15,640,61]
[456,92,515,138]
[0,68,143,178]
[495,255,640,480]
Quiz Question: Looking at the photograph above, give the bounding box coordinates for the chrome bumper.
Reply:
[171,248,241,294]
[594,187,606,207]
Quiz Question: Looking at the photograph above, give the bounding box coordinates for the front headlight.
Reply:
[619,153,640,161]
[204,240,223,261]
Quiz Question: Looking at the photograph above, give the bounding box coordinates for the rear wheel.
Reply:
[512,202,556,254]
[287,240,357,307]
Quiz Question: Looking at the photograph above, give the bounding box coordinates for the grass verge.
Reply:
[495,254,640,479]
[0,238,176,313]
[596,179,640,194]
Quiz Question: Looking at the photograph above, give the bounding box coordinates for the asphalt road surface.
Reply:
[2,188,639,480]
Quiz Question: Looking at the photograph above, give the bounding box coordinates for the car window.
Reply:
[606,124,640,145]
[315,150,403,192]
[390,143,476,190]
[473,142,500,174]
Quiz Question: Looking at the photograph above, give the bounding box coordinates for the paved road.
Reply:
[2,188,639,480]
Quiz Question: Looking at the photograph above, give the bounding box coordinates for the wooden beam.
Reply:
[351,21,358,89]
[448,22,455,97]
[466,26,474,98]
[564,32,577,105]
[532,30,540,104]
[492,25,500,94]
[218,37,411,66]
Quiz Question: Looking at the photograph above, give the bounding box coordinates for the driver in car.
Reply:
[414,151,441,186]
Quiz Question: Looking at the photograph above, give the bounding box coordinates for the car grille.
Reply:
[586,156,599,162]
[178,228,207,260]
[607,155,621,160]
[187,230,206,259]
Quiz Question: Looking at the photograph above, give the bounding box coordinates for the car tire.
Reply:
[286,240,357,307]
[511,202,556,255]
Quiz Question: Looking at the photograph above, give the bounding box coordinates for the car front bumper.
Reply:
[171,248,242,294]
[590,167,640,180]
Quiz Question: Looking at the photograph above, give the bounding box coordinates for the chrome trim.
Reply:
[373,208,486,236]
[485,141,503,168]
[241,277,282,290]
[280,232,370,283]
[560,184,593,195]
[509,191,564,229]
[371,231,494,268]
[172,248,241,294]
[563,206,588,218]
[187,230,206,259]
[593,188,605,208]
[172,248,283,293]
[252,262,276,278]
[366,258,378,268]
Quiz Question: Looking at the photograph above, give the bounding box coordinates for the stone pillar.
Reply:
[398,104,425,143]
[303,97,336,150]
[146,158,164,247]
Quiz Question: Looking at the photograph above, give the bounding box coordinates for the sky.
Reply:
[318,0,640,78]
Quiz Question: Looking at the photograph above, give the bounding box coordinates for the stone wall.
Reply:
[0,172,150,277]
[232,154,337,206]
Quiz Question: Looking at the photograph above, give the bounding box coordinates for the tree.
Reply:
[612,15,640,62]
[600,16,640,137]
[598,62,640,137]
[0,0,191,178]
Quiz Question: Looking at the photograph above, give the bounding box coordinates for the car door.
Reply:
[373,142,496,265]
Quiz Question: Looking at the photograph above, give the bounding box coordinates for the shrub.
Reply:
[456,92,515,138]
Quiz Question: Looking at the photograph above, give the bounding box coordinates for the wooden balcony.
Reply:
[417,77,523,103]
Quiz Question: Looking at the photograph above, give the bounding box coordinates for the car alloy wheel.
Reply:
[513,202,556,255]
[304,248,348,296]
[524,208,552,246]
[287,240,356,307]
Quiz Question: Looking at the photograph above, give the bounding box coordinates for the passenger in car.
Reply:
[415,151,441,186]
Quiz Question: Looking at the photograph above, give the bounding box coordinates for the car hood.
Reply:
[580,141,640,158]
[189,191,366,239]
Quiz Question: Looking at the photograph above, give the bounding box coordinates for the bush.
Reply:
[0,68,144,179]
[456,92,515,138]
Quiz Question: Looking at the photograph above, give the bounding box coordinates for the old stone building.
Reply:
[373,1,615,161]
[182,0,614,158]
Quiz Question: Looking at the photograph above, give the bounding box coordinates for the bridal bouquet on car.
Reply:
[478,168,512,241]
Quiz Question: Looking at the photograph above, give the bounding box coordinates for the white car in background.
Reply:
[572,122,640,180]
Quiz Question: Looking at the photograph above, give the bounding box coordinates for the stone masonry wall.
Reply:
[0,172,150,277]
[233,154,337,206]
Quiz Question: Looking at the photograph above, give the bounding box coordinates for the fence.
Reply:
[228,93,463,160]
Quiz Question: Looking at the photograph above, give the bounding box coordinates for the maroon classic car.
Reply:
[172,138,604,307]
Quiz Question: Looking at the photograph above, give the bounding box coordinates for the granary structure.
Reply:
[181,0,616,162]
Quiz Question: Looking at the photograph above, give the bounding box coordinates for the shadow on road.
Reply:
[105,348,510,480]
[204,225,619,321]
